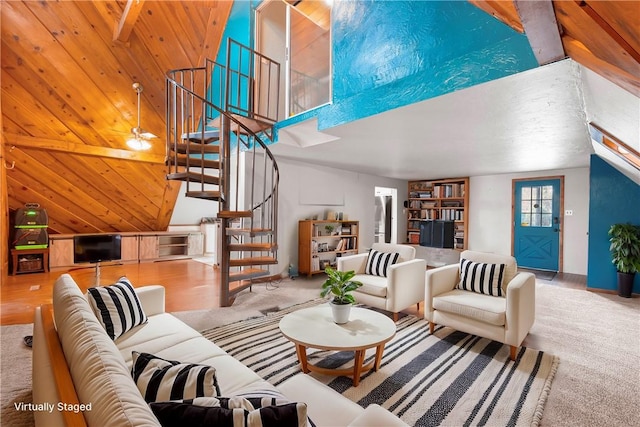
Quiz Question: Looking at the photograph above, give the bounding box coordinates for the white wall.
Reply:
[169,181,219,225]
[275,156,407,275]
[469,167,590,274]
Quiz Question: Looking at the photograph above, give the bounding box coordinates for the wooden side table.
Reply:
[11,248,49,275]
[279,306,396,386]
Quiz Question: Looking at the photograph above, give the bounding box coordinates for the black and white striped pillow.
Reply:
[150,399,309,427]
[131,352,221,403]
[87,277,147,340]
[457,259,506,296]
[365,249,400,277]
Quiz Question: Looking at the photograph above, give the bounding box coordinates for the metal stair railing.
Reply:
[165,41,280,306]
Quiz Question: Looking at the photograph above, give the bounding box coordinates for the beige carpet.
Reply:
[1,323,35,427]
[1,277,638,426]
[529,283,640,427]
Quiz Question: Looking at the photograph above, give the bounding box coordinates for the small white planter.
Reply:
[330,301,352,324]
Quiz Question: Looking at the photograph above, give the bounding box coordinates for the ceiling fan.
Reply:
[126,82,156,151]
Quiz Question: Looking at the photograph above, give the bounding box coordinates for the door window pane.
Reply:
[520,184,553,228]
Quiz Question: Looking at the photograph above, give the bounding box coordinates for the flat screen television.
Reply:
[73,234,122,264]
[419,220,454,249]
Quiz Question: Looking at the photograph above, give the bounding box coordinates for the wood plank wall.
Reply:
[1,1,233,279]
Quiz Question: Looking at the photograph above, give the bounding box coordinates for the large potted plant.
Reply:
[608,223,640,298]
[320,267,363,324]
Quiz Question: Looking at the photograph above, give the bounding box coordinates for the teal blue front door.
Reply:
[514,179,561,271]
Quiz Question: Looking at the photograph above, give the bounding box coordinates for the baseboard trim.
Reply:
[586,287,637,296]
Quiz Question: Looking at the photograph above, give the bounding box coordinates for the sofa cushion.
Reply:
[457,259,506,297]
[87,277,148,340]
[52,274,160,427]
[365,249,399,277]
[116,313,268,396]
[149,399,309,427]
[433,289,506,326]
[353,274,388,297]
[131,351,221,402]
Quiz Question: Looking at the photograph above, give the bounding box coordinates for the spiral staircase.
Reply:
[165,39,281,307]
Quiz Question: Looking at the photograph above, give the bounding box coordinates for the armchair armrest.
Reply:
[337,252,368,274]
[425,264,460,317]
[135,285,165,316]
[505,272,536,347]
[386,259,427,313]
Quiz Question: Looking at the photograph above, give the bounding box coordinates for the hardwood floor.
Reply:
[1,260,221,325]
[0,261,588,326]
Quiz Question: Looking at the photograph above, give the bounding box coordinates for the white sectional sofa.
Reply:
[32,274,406,427]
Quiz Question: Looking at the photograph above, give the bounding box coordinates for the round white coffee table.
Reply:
[279,305,396,386]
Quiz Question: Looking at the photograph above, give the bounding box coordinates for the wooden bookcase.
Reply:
[298,220,359,276]
[407,177,469,250]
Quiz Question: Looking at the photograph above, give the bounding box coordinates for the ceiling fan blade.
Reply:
[140,131,157,139]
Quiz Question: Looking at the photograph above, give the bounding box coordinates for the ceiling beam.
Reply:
[4,134,165,164]
[574,0,640,64]
[514,0,565,65]
[113,0,146,42]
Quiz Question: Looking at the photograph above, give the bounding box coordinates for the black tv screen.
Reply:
[419,220,454,249]
[73,234,122,264]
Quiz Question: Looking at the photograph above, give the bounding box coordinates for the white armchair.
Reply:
[425,250,535,360]
[337,243,426,322]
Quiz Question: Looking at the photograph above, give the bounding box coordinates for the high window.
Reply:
[256,0,331,119]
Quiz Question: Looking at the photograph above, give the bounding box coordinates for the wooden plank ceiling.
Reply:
[1,0,232,235]
[1,0,638,239]
[471,0,640,96]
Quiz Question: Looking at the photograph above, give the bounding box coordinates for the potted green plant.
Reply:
[324,224,335,235]
[320,267,363,323]
[608,223,640,298]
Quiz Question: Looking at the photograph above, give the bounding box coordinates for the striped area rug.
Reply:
[202,300,559,427]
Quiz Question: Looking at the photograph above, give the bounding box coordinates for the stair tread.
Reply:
[218,210,251,218]
[226,228,273,237]
[185,191,221,200]
[209,114,274,135]
[174,156,220,169]
[171,143,220,154]
[229,268,270,282]
[167,172,219,185]
[181,130,220,142]
[228,243,277,251]
[230,256,277,266]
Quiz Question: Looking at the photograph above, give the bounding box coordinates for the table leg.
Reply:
[353,349,366,387]
[295,344,309,373]
[374,344,385,371]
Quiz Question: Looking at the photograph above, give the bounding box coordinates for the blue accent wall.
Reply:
[214,1,254,64]
[587,155,640,292]
[312,0,538,129]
